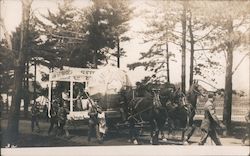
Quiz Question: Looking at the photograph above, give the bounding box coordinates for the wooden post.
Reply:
[48,76,52,117]
[188,12,194,88]
[70,77,74,112]
[117,38,120,68]
[166,42,170,83]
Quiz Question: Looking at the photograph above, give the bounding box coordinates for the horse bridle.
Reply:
[192,87,205,97]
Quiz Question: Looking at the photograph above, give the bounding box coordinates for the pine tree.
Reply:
[127,1,179,83]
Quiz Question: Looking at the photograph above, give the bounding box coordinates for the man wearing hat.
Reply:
[87,98,103,143]
[198,93,226,145]
[31,102,40,132]
[57,102,69,136]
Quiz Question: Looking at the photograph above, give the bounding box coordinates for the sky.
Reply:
[0,0,249,94]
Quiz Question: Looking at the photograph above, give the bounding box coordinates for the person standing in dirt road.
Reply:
[198,93,226,145]
[48,98,59,135]
[87,99,103,144]
[0,95,3,116]
[31,102,40,132]
[57,102,69,136]
[242,110,250,145]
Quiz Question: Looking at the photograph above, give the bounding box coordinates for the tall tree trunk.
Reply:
[7,67,24,145]
[223,19,233,134]
[0,0,2,41]
[166,42,170,83]
[6,0,32,146]
[117,38,120,68]
[181,3,187,94]
[24,61,29,118]
[188,11,194,88]
[33,58,37,102]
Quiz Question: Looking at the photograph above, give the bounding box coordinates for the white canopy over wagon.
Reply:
[87,66,132,111]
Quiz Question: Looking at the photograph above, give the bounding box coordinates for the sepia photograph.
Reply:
[0,0,249,155]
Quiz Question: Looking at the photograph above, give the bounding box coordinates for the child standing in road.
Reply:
[31,102,40,132]
[242,110,250,145]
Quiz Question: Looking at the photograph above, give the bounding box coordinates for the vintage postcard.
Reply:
[1,0,249,155]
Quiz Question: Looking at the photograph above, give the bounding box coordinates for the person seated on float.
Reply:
[73,89,84,111]
[62,88,70,110]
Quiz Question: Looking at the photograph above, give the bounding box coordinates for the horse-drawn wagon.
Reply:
[47,66,134,135]
[47,66,205,145]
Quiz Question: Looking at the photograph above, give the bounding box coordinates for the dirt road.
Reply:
[1,119,248,147]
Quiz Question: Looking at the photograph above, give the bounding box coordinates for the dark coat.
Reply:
[88,102,102,124]
[57,106,69,123]
[31,104,40,117]
[200,99,222,132]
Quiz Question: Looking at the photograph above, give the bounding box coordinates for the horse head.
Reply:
[152,88,163,108]
[191,80,206,96]
[186,80,205,109]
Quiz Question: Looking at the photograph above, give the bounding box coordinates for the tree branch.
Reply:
[47,32,85,41]
[194,27,217,42]
[232,52,249,75]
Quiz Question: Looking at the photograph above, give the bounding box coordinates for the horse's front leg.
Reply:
[166,118,174,139]
[181,117,190,145]
[151,119,159,145]
[185,110,196,142]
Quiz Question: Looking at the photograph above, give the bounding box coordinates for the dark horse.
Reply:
[185,80,205,141]
[124,81,203,144]
[162,80,204,143]
[122,81,202,144]
[127,88,167,145]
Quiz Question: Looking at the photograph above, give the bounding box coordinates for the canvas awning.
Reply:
[87,66,132,97]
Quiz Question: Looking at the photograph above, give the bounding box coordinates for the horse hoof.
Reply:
[133,140,138,145]
[162,138,167,142]
[184,136,188,140]
[183,141,189,145]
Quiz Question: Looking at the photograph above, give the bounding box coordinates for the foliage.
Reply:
[34,0,87,68]
[34,0,132,68]
[127,1,180,83]
[83,0,132,66]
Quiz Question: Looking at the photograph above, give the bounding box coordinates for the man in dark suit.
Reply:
[198,93,226,145]
[242,110,250,145]
[31,102,40,132]
[87,99,103,143]
[57,102,69,136]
